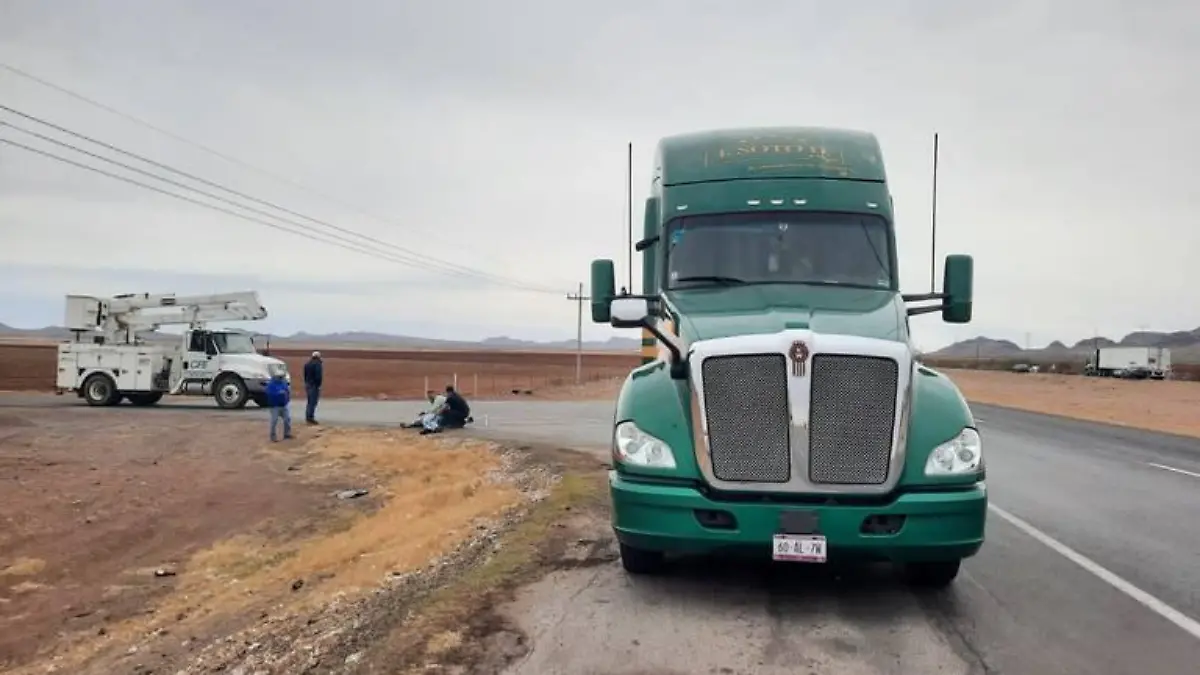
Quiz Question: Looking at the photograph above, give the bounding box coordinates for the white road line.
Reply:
[988,504,1200,641]
[1147,462,1200,479]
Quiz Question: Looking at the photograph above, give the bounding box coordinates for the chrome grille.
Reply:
[808,354,899,485]
[700,354,790,483]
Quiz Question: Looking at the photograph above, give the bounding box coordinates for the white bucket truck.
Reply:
[55,291,290,408]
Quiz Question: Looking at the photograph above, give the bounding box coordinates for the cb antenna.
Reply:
[626,141,633,292]
[929,132,939,293]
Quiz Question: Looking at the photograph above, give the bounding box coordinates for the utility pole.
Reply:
[566,283,590,384]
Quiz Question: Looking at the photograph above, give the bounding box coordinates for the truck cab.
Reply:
[590,127,983,587]
[178,329,290,407]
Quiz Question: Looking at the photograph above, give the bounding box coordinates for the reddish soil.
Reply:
[944,368,1200,438]
[0,404,353,670]
[0,344,640,400]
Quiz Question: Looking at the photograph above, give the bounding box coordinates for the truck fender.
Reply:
[73,367,117,391]
[900,364,979,485]
[612,361,704,480]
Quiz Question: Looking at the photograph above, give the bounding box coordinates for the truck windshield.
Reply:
[665,212,894,291]
[211,332,258,354]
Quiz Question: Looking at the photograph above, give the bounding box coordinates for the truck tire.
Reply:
[213,374,249,409]
[619,542,666,575]
[82,373,120,407]
[126,392,164,406]
[904,560,961,589]
[250,393,269,408]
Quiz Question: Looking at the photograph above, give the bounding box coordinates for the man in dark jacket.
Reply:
[303,351,323,424]
[438,385,471,429]
[266,372,293,442]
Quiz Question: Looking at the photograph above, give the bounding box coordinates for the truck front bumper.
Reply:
[244,378,271,394]
[610,472,986,563]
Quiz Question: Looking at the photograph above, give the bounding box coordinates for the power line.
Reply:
[0,104,552,292]
[0,61,510,265]
[0,136,560,295]
[0,116,557,294]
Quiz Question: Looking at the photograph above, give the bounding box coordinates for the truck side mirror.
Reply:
[590,259,616,323]
[942,254,973,324]
[610,297,650,328]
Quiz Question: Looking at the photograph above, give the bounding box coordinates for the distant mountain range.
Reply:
[0,322,640,352]
[929,326,1200,362]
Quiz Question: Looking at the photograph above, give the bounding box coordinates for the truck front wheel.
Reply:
[82,373,120,407]
[904,559,961,589]
[619,543,666,575]
[213,375,249,409]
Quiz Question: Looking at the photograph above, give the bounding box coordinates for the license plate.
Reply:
[772,534,827,563]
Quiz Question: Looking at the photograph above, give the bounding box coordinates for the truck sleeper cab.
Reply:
[590,127,984,588]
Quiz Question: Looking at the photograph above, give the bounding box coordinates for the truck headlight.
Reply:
[613,421,677,469]
[924,427,983,476]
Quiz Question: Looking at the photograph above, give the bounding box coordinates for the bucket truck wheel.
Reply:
[82,373,120,407]
[126,392,164,406]
[213,374,249,409]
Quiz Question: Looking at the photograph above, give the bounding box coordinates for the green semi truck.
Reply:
[589,127,983,587]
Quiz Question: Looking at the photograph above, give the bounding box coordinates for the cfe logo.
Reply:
[789,341,810,377]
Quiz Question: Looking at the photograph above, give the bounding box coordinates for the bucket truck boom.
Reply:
[56,291,290,409]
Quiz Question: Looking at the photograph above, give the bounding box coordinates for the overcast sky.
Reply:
[2,1,1198,349]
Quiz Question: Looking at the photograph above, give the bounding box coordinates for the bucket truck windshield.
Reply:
[211,332,257,354]
[665,212,894,291]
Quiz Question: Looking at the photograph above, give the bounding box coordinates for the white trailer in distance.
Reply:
[55,291,290,408]
[1084,345,1171,380]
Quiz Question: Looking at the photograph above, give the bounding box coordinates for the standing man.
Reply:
[303,350,323,425]
[266,370,293,442]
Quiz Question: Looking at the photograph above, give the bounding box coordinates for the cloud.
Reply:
[2,0,1199,351]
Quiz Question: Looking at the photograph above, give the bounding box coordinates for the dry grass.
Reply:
[945,368,1200,438]
[171,431,522,613]
[381,469,610,674]
[17,430,524,674]
[0,558,46,578]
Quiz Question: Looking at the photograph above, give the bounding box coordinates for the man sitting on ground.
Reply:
[404,389,447,430]
[420,385,472,434]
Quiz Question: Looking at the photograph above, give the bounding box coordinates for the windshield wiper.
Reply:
[673,275,748,286]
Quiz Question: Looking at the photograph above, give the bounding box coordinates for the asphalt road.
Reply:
[5,393,1200,673]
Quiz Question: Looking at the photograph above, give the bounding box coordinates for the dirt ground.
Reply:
[0,401,611,674]
[944,368,1200,438]
[0,344,638,400]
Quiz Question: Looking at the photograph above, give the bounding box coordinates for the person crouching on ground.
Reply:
[438,385,471,429]
[266,371,293,442]
[418,385,472,435]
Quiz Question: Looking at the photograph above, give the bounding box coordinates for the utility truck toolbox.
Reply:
[55,291,290,409]
[589,127,983,588]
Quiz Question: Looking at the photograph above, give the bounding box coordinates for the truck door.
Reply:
[183,330,220,382]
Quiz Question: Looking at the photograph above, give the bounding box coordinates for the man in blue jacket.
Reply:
[266,371,293,442]
[303,351,323,425]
